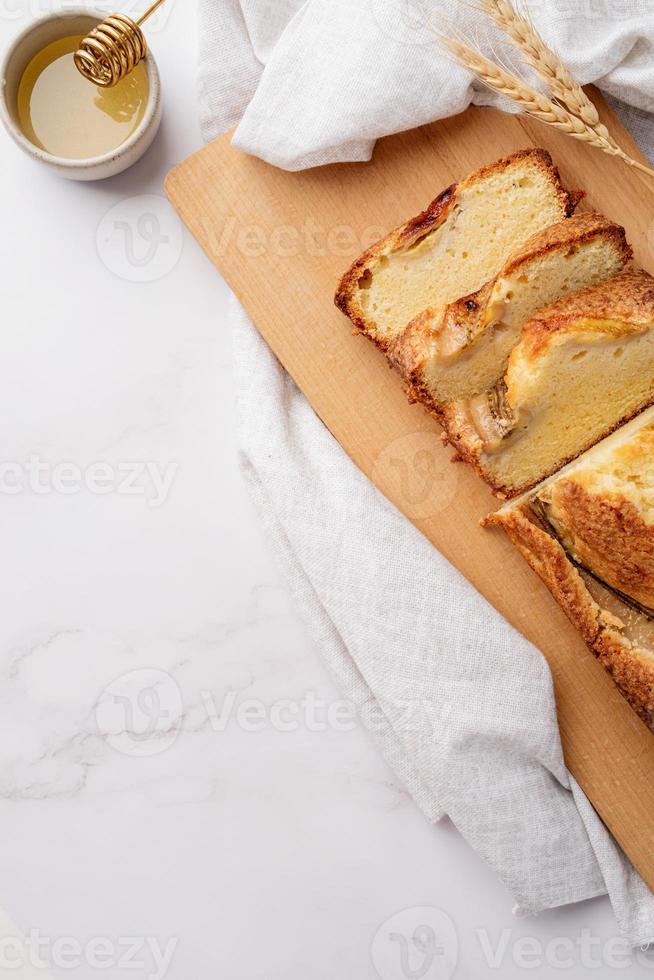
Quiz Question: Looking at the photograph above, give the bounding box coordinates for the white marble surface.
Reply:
[1,4,654,979]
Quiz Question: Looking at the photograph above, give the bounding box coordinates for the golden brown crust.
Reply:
[485,505,602,644]
[488,504,654,731]
[501,211,631,277]
[438,399,488,477]
[388,307,439,378]
[593,630,654,731]
[545,478,654,609]
[457,147,581,215]
[334,147,581,350]
[517,268,654,361]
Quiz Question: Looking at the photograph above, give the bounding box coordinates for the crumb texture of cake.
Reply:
[487,409,654,731]
[443,269,654,497]
[390,212,631,406]
[335,148,581,350]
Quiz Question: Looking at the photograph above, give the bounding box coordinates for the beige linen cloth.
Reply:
[198,0,654,944]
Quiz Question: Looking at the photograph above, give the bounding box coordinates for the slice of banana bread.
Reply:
[335,148,581,350]
[441,269,654,498]
[486,407,654,731]
[390,212,631,407]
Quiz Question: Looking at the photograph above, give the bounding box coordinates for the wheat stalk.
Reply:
[478,0,625,156]
[478,0,601,125]
[442,12,654,181]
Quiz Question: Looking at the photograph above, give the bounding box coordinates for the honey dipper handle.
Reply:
[136,0,166,26]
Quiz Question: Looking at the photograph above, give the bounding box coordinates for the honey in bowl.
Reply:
[17,35,149,159]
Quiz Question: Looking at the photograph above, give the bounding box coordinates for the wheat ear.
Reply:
[476,0,630,168]
[443,35,654,180]
[477,0,601,125]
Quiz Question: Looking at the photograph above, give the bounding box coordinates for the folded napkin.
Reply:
[198,0,654,943]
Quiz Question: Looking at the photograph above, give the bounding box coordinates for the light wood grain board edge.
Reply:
[165,98,654,887]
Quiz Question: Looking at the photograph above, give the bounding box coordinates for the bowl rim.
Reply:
[0,6,161,170]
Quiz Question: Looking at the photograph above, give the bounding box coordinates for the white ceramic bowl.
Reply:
[0,8,162,180]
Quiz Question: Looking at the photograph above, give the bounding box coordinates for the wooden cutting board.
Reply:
[165,92,654,888]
